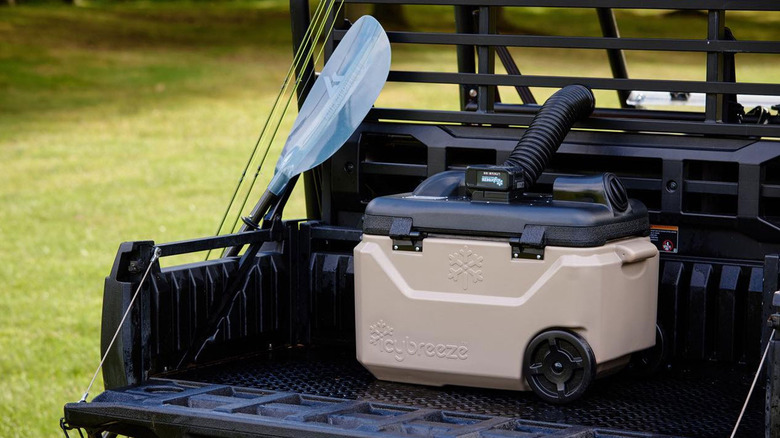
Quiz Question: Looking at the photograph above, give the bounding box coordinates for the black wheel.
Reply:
[523,329,596,404]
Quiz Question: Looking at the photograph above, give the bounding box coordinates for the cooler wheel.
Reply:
[523,329,596,404]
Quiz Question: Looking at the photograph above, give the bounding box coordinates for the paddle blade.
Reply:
[267,15,391,195]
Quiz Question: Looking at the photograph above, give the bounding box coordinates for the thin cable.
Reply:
[206,0,329,259]
[227,0,344,235]
[219,0,341,241]
[226,0,346,235]
[79,247,161,403]
[226,0,345,236]
[730,328,775,438]
[206,0,332,259]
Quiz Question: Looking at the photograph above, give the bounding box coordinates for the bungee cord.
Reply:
[207,0,345,259]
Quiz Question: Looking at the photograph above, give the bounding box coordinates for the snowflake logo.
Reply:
[448,245,484,290]
[368,320,393,345]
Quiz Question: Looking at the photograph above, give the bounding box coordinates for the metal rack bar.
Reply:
[370,108,780,136]
[386,72,780,95]
[333,31,780,54]
[342,0,780,10]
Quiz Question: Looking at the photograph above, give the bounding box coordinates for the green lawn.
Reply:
[0,4,302,436]
[1,3,779,437]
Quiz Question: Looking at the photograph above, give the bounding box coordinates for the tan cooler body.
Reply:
[354,172,659,403]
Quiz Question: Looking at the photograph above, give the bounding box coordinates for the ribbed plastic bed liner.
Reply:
[165,346,764,438]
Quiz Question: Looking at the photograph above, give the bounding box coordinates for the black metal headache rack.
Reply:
[323,0,780,137]
[296,0,780,249]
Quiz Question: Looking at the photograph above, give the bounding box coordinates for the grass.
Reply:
[0,3,778,437]
[0,4,301,436]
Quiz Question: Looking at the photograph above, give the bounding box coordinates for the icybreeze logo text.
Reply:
[480,175,504,187]
[368,320,468,362]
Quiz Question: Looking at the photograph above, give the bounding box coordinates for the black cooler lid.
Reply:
[363,171,649,248]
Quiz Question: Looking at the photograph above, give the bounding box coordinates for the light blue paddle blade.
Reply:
[266,15,391,195]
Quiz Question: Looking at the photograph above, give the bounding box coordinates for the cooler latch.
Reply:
[510,225,546,260]
[389,217,424,252]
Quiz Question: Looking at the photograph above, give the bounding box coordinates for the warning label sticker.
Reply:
[650,225,679,253]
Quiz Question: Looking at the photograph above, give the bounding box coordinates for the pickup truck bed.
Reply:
[66,347,763,437]
[62,1,780,436]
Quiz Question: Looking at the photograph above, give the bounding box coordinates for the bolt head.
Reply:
[127,260,144,274]
[414,246,421,252]
[536,254,541,259]
[469,89,478,98]
[393,245,398,250]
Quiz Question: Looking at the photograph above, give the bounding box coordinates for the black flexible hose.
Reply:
[504,85,595,188]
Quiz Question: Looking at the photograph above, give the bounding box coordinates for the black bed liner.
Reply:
[66,347,764,438]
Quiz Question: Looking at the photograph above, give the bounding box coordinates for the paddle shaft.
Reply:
[223,189,278,257]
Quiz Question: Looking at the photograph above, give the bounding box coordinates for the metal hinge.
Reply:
[393,231,424,252]
[510,238,544,260]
